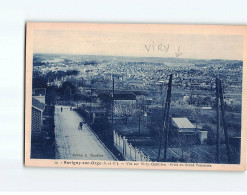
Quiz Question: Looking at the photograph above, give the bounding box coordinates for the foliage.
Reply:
[147,108,163,138]
[32,71,47,88]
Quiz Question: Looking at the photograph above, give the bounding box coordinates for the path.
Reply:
[54,106,115,160]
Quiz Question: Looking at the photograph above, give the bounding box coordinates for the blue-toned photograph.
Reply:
[30,26,243,165]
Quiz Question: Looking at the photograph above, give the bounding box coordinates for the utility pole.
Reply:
[138,114,141,135]
[157,83,165,160]
[157,102,166,161]
[216,78,220,163]
[163,74,173,161]
[90,86,92,122]
[112,77,115,128]
[157,74,173,161]
[218,80,231,163]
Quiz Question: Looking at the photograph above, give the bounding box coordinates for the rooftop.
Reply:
[172,117,195,129]
[95,89,136,100]
[32,97,45,111]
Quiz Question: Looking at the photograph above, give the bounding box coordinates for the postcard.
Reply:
[25,23,247,171]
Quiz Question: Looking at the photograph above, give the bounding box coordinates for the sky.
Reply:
[33,30,243,60]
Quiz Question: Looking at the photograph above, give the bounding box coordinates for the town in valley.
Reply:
[31,53,242,164]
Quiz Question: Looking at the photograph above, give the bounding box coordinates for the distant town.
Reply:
[31,53,242,164]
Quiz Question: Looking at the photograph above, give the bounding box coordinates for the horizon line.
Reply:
[33,52,243,62]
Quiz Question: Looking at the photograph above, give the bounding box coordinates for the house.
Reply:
[31,98,45,136]
[96,89,136,102]
[113,91,136,101]
[171,117,208,144]
[113,91,137,111]
[171,117,196,134]
[32,88,46,104]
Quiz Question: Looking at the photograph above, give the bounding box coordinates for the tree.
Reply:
[194,107,201,131]
[136,95,147,113]
[32,71,47,88]
[147,108,163,138]
[203,125,215,145]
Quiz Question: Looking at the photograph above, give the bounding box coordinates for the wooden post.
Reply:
[90,87,92,121]
[112,77,114,128]
[219,80,231,163]
[140,151,143,161]
[163,74,173,161]
[216,78,220,163]
[124,138,126,156]
[118,134,120,147]
[157,85,167,161]
[157,74,173,161]
[129,144,132,159]
[123,136,126,156]
[135,147,137,161]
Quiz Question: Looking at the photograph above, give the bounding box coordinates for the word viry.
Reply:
[144,43,183,58]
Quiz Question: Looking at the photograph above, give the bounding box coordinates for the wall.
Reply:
[31,107,42,135]
[113,131,150,162]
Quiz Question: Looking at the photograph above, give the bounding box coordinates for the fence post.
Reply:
[135,147,137,161]
[137,150,140,161]
[118,135,121,150]
[117,133,119,148]
[123,136,126,156]
[113,132,151,162]
[125,138,128,158]
[113,131,116,146]
[117,134,119,148]
[140,151,143,161]
[129,144,132,160]
[125,138,128,157]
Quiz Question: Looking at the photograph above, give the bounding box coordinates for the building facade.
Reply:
[31,98,45,136]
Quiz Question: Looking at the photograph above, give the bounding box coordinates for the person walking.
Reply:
[78,122,83,130]
[61,107,63,112]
